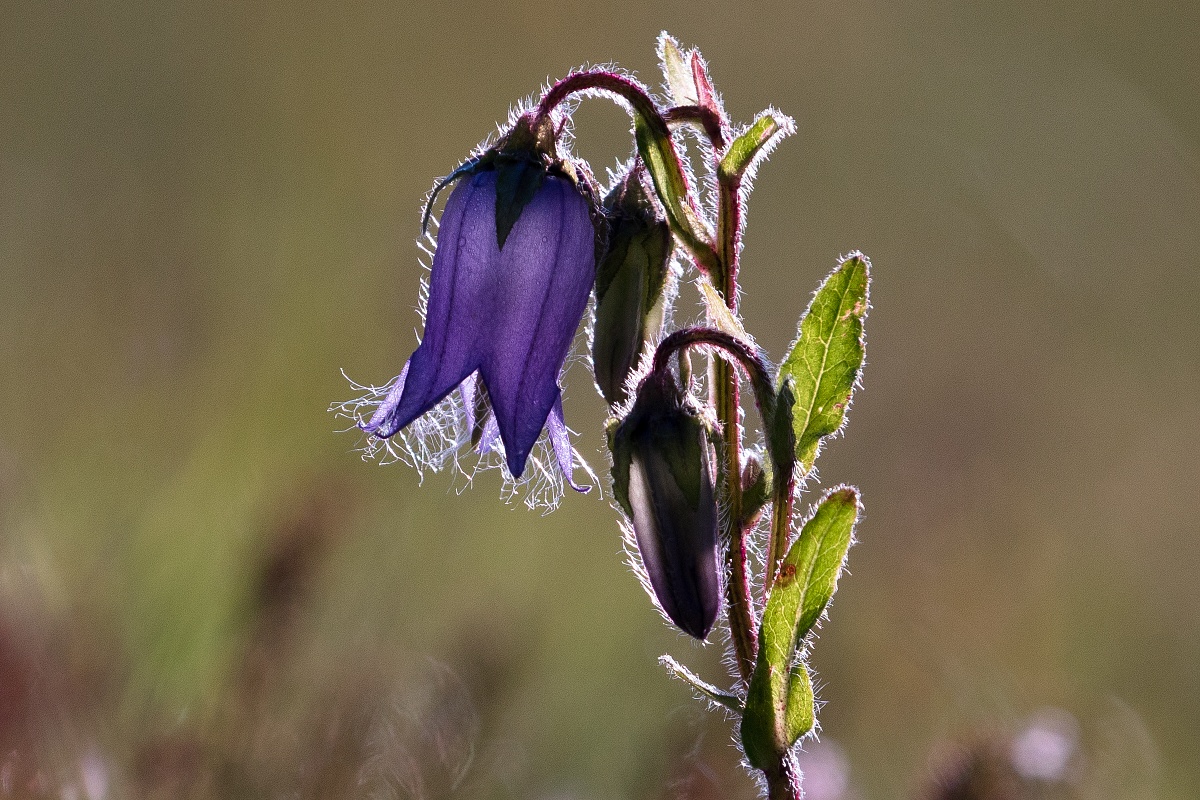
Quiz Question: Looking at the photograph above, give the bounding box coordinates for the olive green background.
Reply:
[2,1,1197,798]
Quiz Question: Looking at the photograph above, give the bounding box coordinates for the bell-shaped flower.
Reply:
[609,369,722,639]
[335,114,603,508]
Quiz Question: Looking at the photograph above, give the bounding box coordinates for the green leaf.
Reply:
[657,33,698,106]
[633,115,718,272]
[784,661,815,746]
[740,487,860,768]
[778,253,870,476]
[773,487,859,648]
[659,655,742,712]
[697,272,750,341]
[718,110,796,180]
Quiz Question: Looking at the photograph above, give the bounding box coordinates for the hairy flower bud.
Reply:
[592,167,673,406]
[610,370,721,639]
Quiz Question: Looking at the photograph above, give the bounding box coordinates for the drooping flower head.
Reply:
[335,112,605,509]
[609,367,722,640]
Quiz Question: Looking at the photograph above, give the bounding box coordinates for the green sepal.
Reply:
[778,253,870,477]
[659,655,742,712]
[740,487,860,768]
[494,157,546,251]
[421,158,481,235]
[719,110,796,180]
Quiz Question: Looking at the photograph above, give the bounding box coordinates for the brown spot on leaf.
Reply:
[840,301,866,321]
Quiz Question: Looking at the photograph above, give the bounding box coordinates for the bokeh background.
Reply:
[2,1,1197,798]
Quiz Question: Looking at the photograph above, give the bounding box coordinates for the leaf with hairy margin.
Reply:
[659,655,742,712]
[719,110,796,180]
[740,487,860,768]
[778,253,870,476]
[657,33,698,106]
[633,115,718,273]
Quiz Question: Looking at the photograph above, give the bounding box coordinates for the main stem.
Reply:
[712,169,758,684]
[715,143,801,800]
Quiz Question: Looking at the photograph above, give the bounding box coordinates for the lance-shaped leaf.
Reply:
[740,487,860,768]
[698,272,751,342]
[719,110,796,181]
[784,661,815,745]
[657,33,698,106]
[659,655,742,712]
[778,253,870,476]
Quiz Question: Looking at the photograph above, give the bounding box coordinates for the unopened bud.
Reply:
[592,167,673,406]
[610,370,720,639]
[740,450,769,530]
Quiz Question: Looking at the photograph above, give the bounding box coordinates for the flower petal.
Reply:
[360,360,409,435]
[459,373,477,433]
[482,175,596,477]
[546,391,589,493]
[370,172,501,439]
[477,413,501,456]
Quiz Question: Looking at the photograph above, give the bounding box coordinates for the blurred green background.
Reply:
[2,1,1197,798]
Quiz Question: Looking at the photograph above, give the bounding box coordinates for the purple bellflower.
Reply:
[335,114,604,509]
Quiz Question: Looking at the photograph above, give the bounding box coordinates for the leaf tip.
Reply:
[837,250,871,269]
[825,484,862,512]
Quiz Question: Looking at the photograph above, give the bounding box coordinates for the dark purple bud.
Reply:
[592,166,673,406]
[610,370,721,639]
[362,148,598,483]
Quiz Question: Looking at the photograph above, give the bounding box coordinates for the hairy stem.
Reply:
[717,355,755,681]
[765,752,802,800]
[534,70,721,276]
[664,105,728,150]
[716,162,754,683]
[652,328,773,404]
[535,70,662,130]
[717,174,741,291]
[713,151,800,800]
